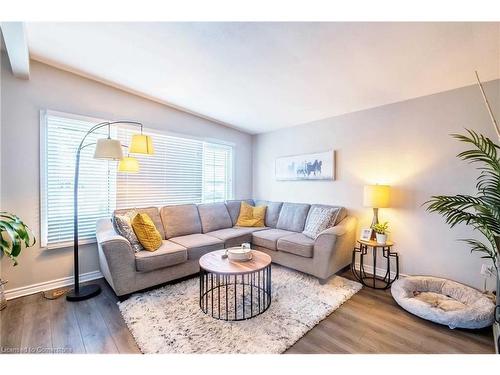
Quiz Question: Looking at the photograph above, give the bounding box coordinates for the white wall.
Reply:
[1,57,253,292]
[253,80,500,290]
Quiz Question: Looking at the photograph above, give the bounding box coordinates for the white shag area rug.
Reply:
[118,265,361,354]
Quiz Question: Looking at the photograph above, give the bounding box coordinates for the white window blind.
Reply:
[116,127,204,208]
[41,111,234,248]
[41,112,116,248]
[116,127,233,207]
[202,143,233,203]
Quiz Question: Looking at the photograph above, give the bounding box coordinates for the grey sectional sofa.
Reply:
[95,199,357,297]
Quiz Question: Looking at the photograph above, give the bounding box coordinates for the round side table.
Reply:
[199,249,272,321]
[351,240,399,289]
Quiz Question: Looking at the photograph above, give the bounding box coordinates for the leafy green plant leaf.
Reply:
[425,129,500,268]
[0,211,36,266]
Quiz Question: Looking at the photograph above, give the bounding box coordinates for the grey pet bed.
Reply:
[391,276,495,329]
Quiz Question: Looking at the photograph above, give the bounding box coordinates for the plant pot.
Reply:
[375,233,387,244]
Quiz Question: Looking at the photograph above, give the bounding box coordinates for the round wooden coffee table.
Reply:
[199,249,272,321]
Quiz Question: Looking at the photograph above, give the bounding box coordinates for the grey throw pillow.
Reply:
[112,210,143,252]
[302,206,336,239]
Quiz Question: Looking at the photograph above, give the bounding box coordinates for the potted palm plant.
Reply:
[0,212,36,310]
[426,129,499,269]
[425,72,499,351]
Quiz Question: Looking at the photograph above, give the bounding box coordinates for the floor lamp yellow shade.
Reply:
[363,184,391,208]
[118,156,140,173]
[129,134,154,155]
[93,138,123,160]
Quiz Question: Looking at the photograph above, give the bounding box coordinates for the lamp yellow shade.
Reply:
[93,138,123,160]
[118,156,139,173]
[129,134,154,155]
[363,185,391,208]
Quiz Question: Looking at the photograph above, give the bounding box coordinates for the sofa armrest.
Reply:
[316,215,357,239]
[96,219,136,295]
[96,218,131,246]
[312,216,358,279]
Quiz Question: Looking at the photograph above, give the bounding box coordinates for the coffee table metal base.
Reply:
[199,265,271,321]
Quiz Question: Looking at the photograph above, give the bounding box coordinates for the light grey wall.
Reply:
[253,80,500,290]
[1,57,253,292]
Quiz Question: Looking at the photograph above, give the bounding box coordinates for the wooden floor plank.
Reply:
[1,269,495,354]
[93,288,141,353]
[0,295,26,353]
[19,293,53,353]
[72,298,119,354]
[49,296,86,354]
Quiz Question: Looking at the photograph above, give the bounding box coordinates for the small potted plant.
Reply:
[372,222,389,244]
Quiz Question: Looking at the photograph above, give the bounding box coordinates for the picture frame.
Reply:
[360,228,373,241]
[275,150,335,181]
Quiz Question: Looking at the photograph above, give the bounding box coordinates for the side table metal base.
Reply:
[351,242,399,290]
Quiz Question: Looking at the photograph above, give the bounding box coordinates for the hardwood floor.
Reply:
[0,270,494,354]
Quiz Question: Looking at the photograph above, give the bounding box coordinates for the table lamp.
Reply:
[363,184,390,239]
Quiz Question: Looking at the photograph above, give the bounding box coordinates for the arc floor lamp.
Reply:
[66,120,154,302]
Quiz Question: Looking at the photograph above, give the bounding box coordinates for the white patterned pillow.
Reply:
[302,207,336,239]
[112,210,144,252]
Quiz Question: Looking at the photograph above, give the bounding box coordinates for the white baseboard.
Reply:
[353,262,407,281]
[5,270,103,300]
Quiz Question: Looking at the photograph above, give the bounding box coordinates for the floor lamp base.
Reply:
[66,284,102,302]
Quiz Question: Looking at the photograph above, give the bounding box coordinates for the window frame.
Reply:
[202,142,234,204]
[40,109,235,249]
[40,109,110,249]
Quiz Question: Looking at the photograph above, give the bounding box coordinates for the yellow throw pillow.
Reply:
[236,202,266,227]
[131,213,162,251]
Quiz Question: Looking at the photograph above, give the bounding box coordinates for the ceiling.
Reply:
[24,22,500,134]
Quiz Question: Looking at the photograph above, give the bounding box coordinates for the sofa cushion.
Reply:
[236,201,266,227]
[276,202,311,232]
[302,206,337,239]
[132,213,163,251]
[252,228,296,251]
[115,206,165,239]
[206,226,267,248]
[277,233,315,258]
[135,240,187,272]
[309,204,347,226]
[160,204,202,239]
[254,200,283,228]
[198,202,233,233]
[112,210,143,252]
[225,199,255,225]
[169,233,223,259]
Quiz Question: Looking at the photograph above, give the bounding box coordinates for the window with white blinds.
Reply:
[41,111,234,248]
[41,111,116,248]
[202,143,233,203]
[116,127,204,208]
[116,126,233,208]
